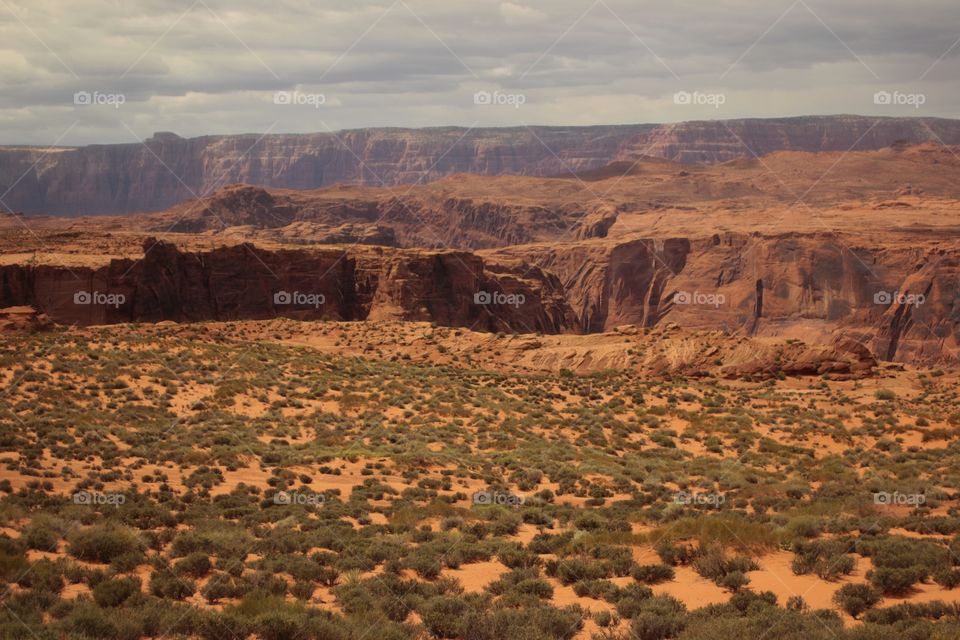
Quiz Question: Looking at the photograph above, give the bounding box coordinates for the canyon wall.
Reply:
[6,116,960,215]
[2,231,956,363]
[0,240,577,335]
[488,232,960,364]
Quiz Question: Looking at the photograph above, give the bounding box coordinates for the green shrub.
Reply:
[868,567,924,596]
[716,570,750,593]
[68,524,143,564]
[93,576,141,607]
[291,581,315,601]
[17,558,64,593]
[631,564,675,584]
[197,611,251,640]
[59,602,117,638]
[149,569,195,600]
[630,596,686,640]
[933,568,960,589]
[420,595,470,639]
[654,540,696,566]
[833,583,881,618]
[174,552,212,578]
[572,579,619,600]
[22,521,60,551]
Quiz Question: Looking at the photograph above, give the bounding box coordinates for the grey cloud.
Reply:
[0,0,957,144]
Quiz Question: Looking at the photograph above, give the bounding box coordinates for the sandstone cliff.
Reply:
[0,240,577,334]
[6,116,960,215]
[487,231,959,365]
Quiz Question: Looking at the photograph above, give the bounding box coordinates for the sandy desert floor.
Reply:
[0,319,959,639]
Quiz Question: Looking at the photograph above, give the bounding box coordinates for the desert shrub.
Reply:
[716,570,749,593]
[16,558,63,594]
[110,550,144,573]
[933,568,960,589]
[791,539,857,580]
[654,539,696,566]
[630,595,687,640]
[549,557,611,585]
[572,579,619,600]
[174,552,212,578]
[202,573,243,604]
[22,518,63,551]
[290,581,315,600]
[861,600,960,625]
[498,545,540,569]
[529,532,574,555]
[331,580,376,615]
[170,526,251,561]
[404,547,443,580]
[318,565,340,587]
[615,584,655,618]
[467,605,583,640]
[691,544,757,588]
[631,563,675,584]
[833,583,881,618]
[67,524,143,564]
[0,538,28,582]
[93,576,141,607]
[197,611,252,640]
[420,595,471,639]
[59,601,117,638]
[149,569,195,600]
[254,611,312,640]
[594,610,618,628]
[487,568,553,601]
[490,512,522,536]
[869,567,925,596]
[859,537,948,595]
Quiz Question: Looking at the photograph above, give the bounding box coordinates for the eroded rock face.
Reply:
[1,229,956,363]
[0,240,578,334]
[6,116,960,215]
[488,232,960,365]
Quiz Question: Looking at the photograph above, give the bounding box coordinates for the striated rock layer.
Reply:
[6,115,960,215]
[486,231,960,365]
[0,240,577,334]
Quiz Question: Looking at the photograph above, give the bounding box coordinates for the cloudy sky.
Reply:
[0,0,958,145]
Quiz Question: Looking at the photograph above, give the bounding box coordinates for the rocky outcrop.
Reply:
[0,306,53,333]
[6,116,960,215]
[489,232,960,365]
[0,240,578,334]
[1,228,956,364]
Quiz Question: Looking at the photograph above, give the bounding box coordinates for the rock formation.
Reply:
[5,116,960,215]
[0,240,577,335]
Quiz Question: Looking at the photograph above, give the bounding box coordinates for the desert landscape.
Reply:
[3,1,960,638]
[1,114,960,640]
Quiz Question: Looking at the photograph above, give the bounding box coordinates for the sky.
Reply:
[0,0,958,145]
